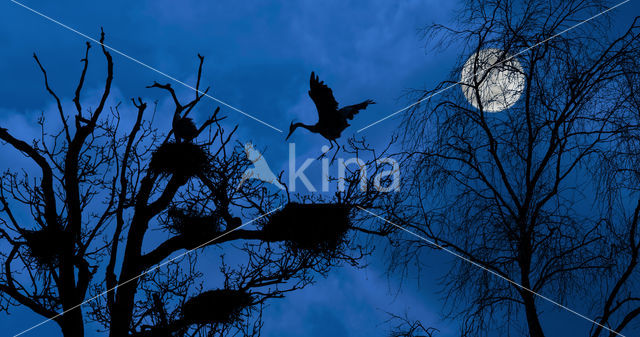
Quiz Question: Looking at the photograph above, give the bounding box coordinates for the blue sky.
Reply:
[0,1,639,336]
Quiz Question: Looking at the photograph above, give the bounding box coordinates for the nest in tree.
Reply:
[22,228,72,266]
[181,289,253,325]
[167,208,221,246]
[262,203,351,253]
[149,142,210,179]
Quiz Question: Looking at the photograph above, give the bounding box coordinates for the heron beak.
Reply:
[285,122,295,141]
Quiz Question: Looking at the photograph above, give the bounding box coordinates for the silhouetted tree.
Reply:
[0,30,397,337]
[391,1,640,336]
[385,313,439,337]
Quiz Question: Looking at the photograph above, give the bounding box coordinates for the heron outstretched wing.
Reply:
[308,72,339,121]
[339,99,375,121]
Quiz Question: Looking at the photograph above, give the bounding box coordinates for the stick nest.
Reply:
[262,203,351,253]
[181,289,253,325]
[167,208,221,247]
[23,227,72,266]
[149,142,210,179]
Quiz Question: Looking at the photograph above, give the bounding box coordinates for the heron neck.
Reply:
[295,122,318,132]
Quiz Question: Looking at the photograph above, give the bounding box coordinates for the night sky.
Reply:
[1,1,639,336]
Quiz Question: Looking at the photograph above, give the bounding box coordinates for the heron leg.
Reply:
[330,140,340,164]
[316,141,335,161]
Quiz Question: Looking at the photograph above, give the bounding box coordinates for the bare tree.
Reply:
[0,30,396,337]
[385,313,439,337]
[391,1,640,336]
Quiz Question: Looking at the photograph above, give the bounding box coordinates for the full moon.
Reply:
[460,48,525,112]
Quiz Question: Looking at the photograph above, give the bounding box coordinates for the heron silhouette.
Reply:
[173,116,198,142]
[147,81,220,143]
[286,72,374,160]
[170,107,221,143]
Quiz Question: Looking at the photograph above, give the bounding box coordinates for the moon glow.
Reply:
[461,48,525,112]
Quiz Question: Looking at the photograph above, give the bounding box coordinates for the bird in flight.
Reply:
[286,72,374,159]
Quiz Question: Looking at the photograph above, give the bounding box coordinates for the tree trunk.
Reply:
[518,231,545,337]
[522,291,546,337]
[59,245,84,337]
[109,213,149,337]
[60,309,84,337]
